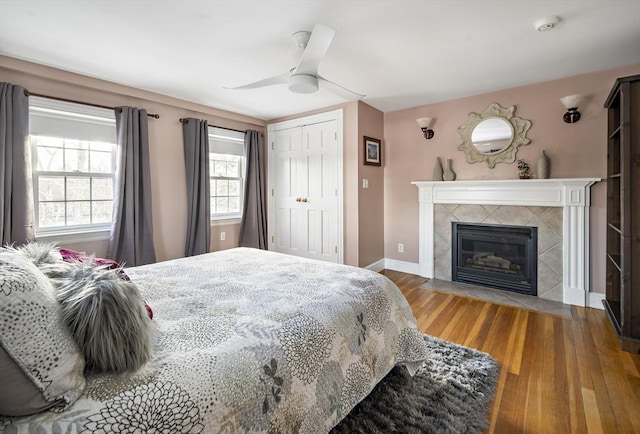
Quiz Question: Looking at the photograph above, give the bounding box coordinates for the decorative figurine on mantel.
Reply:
[517,159,532,179]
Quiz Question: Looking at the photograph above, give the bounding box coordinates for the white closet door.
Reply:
[272,127,303,257]
[301,121,338,262]
[270,118,340,263]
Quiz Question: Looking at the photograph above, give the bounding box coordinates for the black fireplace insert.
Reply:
[451,222,538,296]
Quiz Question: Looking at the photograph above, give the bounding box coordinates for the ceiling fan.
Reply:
[226,23,365,100]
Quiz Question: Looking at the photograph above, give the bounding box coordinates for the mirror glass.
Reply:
[471,117,514,154]
[457,102,532,168]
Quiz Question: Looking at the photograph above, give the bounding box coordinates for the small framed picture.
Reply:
[363,136,381,166]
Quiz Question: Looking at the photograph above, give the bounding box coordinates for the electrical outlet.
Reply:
[398,243,404,253]
[220,232,226,241]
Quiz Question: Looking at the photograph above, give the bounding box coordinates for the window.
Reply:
[29,97,117,237]
[209,127,245,220]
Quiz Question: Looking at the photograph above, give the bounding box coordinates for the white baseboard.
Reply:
[364,258,385,272]
[589,292,605,310]
[383,258,421,275]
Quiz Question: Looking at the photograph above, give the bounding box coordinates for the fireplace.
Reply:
[451,222,538,296]
[413,179,600,306]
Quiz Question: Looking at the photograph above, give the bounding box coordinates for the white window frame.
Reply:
[208,127,245,222]
[29,97,117,240]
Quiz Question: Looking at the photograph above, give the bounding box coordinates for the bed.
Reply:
[0,247,429,433]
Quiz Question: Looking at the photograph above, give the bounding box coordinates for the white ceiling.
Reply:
[1,1,639,121]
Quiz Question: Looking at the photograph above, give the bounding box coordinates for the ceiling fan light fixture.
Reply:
[289,74,318,94]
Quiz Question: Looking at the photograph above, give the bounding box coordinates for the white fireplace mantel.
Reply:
[412,178,600,307]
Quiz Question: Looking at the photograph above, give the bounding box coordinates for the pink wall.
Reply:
[357,101,384,267]
[211,222,242,251]
[1,56,265,261]
[383,63,640,294]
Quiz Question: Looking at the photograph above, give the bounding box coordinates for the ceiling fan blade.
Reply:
[224,72,289,90]
[318,75,366,100]
[294,23,336,75]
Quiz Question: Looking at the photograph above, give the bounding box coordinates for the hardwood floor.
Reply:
[381,269,640,434]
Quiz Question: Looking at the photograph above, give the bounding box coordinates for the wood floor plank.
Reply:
[622,352,640,377]
[523,312,545,433]
[462,301,494,348]
[539,315,556,431]
[462,302,500,351]
[506,308,528,376]
[489,371,519,434]
[582,387,605,434]
[416,292,457,334]
[442,297,488,345]
[585,305,633,434]
[382,271,640,433]
[562,314,588,434]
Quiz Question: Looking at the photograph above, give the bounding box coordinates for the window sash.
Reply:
[33,169,115,232]
[210,174,243,219]
[208,127,245,220]
[29,97,117,236]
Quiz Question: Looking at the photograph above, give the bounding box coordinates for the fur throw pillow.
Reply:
[8,242,73,279]
[54,263,153,373]
[56,247,152,320]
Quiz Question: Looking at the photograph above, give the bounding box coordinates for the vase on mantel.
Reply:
[443,158,456,181]
[433,157,443,181]
[537,150,550,179]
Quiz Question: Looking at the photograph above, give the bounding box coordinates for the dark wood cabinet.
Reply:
[603,74,640,353]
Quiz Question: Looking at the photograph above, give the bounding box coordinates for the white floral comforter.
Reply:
[2,248,429,433]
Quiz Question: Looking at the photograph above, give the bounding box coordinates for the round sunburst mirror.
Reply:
[458,103,532,168]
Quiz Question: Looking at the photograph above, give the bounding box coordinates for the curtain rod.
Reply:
[24,91,160,119]
[179,118,246,134]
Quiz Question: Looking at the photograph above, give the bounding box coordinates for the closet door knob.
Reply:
[302,198,308,203]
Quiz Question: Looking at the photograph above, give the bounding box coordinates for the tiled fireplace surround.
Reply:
[412,179,600,307]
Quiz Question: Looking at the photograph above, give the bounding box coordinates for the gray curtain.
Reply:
[0,82,34,245]
[108,107,156,266]
[182,118,210,256]
[239,130,267,249]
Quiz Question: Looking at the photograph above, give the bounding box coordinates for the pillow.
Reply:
[59,247,131,281]
[57,247,153,320]
[55,262,153,374]
[13,241,63,268]
[8,242,72,279]
[0,251,85,417]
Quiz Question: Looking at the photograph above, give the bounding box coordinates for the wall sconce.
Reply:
[560,94,584,124]
[416,117,435,139]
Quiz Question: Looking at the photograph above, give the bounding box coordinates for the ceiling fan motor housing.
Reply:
[289,74,319,94]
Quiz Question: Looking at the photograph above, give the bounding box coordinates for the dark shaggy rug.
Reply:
[331,335,500,434]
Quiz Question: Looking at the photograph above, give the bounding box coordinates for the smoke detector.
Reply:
[534,16,560,32]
